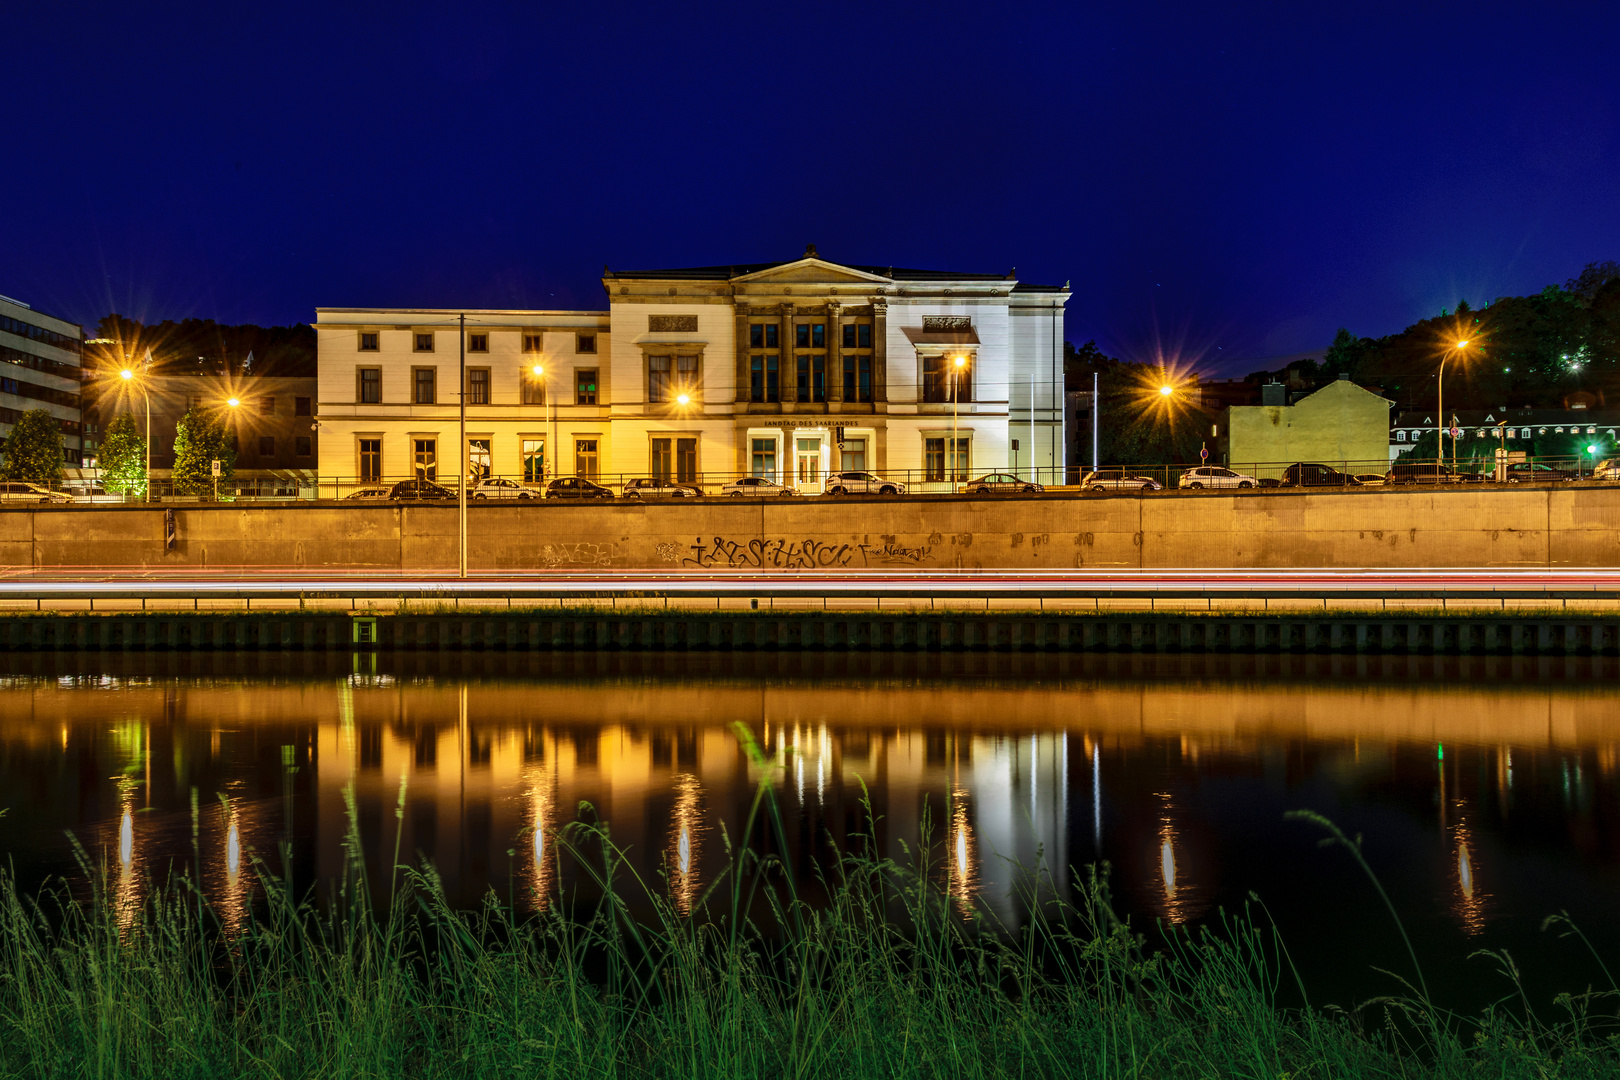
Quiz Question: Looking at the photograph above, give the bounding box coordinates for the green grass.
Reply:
[0,748,1617,1078]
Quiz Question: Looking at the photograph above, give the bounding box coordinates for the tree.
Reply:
[98,413,148,497]
[171,407,236,496]
[1,409,64,484]
[1065,340,1209,466]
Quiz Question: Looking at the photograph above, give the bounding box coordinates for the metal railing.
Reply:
[5,454,1615,505]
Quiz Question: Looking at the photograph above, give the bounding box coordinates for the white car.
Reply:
[0,481,72,504]
[1176,466,1257,490]
[1592,459,1620,482]
[720,476,796,497]
[1080,469,1162,492]
[342,486,391,501]
[471,478,542,500]
[822,471,907,496]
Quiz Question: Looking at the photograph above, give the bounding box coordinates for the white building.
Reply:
[315,249,1068,491]
[1,293,83,464]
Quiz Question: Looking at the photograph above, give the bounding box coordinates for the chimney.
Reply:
[1262,383,1287,406]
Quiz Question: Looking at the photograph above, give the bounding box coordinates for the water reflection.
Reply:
[1,654,1619,963]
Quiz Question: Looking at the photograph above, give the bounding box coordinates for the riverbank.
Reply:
[2,606,1619,654]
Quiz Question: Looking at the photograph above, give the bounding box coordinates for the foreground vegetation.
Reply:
[0,755,1617,1078]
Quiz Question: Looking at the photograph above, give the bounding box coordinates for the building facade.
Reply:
[1220,376,1392,477]
[315,251,1068,490]
[0,293,83,464]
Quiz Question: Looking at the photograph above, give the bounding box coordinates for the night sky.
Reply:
[8,1,1618,373]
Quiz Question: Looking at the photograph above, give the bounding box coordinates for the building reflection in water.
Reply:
[5,662,1620,945]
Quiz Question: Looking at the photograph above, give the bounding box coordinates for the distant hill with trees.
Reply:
[86,315,315,378]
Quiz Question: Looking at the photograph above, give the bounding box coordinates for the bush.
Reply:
[0,408,64,484]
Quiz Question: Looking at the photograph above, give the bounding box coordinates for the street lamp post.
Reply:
[118,367,151,503]
[1439,340,1469,479]
[951,355,967,492]
[531,364,555,484]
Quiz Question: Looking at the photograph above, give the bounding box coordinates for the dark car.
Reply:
[545,477,614,499]
[964,473,1045,496]
[1504,461,1580,482]
[1385,461,1459,485]
[622,478,703,498]
[1280,463,1356,487]
[388,479,456,501]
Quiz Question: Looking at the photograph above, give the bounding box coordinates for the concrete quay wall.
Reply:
[1,486,1618,571]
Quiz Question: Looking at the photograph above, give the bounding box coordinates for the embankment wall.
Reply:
[2,486,1618,570]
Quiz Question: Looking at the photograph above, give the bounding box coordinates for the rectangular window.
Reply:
[1396,430,1406,442]
[259,396,275,415]
[359,438,381,481]
[576,333,596,354]
[576,369,598,406]
[841,323,873,349]
[468,333,488,352]
[923,356,972,402]
[795,324,826,348]
[523,334,544,353]
[414,333,434,352]
[749,324,779,349]
[949,437,969,481]
[295,396,311,416]
[574,438,598,480]
[841,437,867,472]
[650,437,672,481]
[751,437,777,478]
[797,356,810,400]
[414,368,436,404]
[359,367,381,403]
[648,355,671,403]
[843,355,873,402]
[521,438,545,482]
[676,437,697,484]
[259,436,276,457]
[413,438,437,480]
[467,368,490,404]
[750,354,780,402]
[295,436,312,457]
[811,356,826,402]
[359,332,379,351]
[925,437,945,481]
[468,438,491,481]
[522,369,546,405]
[676,354,697,393]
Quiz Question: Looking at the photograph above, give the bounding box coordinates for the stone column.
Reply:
[733,300,751,404]
[872,299,888,405]
[827,300,844,404]
[780,303,797,404]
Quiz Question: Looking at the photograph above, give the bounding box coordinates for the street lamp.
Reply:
[118,367,151,503]
[1438,340,1469,479]
[950,355,967,491]
[532,364,556,483]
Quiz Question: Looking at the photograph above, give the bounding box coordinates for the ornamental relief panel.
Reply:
[648,314,699,333]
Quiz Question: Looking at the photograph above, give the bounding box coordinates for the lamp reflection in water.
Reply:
[1451,817,1488,934]
[947,787,978,918]
[526,763,558,911]
[216,799,253,936]
[667,774,706,915]
[113,777,141,932]
[1153,793,1194,924]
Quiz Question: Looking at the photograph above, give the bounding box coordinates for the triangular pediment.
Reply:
[731,259,892,285]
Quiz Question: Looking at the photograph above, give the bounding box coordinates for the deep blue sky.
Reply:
[7,1,1618,374]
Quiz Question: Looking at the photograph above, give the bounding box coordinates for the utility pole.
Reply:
[458,314,467,579]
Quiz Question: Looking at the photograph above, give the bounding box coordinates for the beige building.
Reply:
[315,250,1069,491]
[1222,377,1392,478]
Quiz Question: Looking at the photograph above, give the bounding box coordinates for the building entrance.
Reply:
[795,437,822,491]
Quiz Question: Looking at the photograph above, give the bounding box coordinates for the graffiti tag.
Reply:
[539,541,623,567]
[683,537,857,569]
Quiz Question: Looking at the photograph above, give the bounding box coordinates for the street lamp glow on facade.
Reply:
[118,367,152,503]
[530,364,555,481]
[950,355,968,492]
[1438,339,1470,478]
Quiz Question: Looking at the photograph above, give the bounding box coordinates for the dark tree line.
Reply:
[88,315,315,377]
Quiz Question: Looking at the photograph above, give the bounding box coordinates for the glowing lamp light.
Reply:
[226,397,240,408]
[1159,384,1173,397]
[676,393,691,406]
[531,364,544,377]
[1457,340,1470,348]
[1588,445,1599,455]
[119,369,134,381]
[953,355,967,368]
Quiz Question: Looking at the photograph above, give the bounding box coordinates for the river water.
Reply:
[1,651,1616,1009]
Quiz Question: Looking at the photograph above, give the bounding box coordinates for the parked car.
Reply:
[0,482,72,504]
[822,471,906,496]
[342,486,391,501]
[1592,459,1620,481]
[388,479,456,501]
[622,478,703,498]
[1080,468,1161,492]
[1280,463,1357,487]
[1503,461,1581,482]
[1351,474,1386,486]
[545,477,614,499]
[471,477,542,500]
[963,473,1044,496]
[1385,462,1460,485]
[719,476,797,497]
[1176,466,1256,490]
